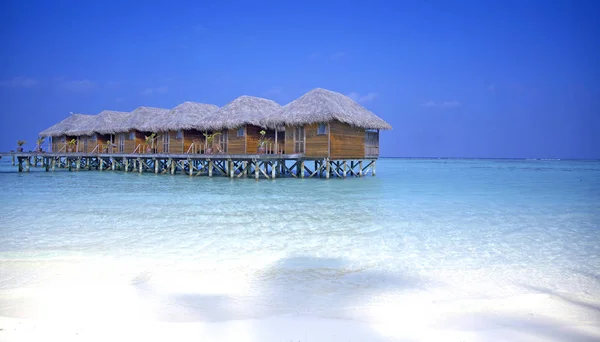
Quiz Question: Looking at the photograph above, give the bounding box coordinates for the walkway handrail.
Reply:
[91,144,100,153]
[58,144,66,153]
[186,143,194,154]
[133,144,141,154]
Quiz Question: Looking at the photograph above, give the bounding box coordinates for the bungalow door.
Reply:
[118,133,125,153]
[219,130,228,153]
[163,133,170,153]
[82,137,88,153]
[294,126,305,153]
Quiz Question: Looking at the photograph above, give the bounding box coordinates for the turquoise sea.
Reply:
[0,158,599,341]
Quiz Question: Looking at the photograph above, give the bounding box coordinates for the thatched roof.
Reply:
[266,88,392,130]
[203,95,282,130]
[39,113,96,137]
[93,110,133,134]
[162,102,219,131]
[125,106,170,132]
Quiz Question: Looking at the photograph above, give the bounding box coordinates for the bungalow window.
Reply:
[237,127,245,137]
[317,123,327,135]
[176,130,183,139]
[129,132,135,140]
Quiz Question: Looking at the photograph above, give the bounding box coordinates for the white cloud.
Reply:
[330,52,345,60]
[348,92,379,103]
[55,78,95,92]
[141,86,168,95]
[0,76,39,88]
[264,86,283,96]
[422,100,461,108]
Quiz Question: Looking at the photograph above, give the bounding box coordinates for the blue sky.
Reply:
[1,0,598,158]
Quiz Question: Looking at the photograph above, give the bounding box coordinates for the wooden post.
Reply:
[51,158,56,172]
[229,160,234,178]
[124,158,128,172]
[372,160,376,176]
[12,154,15,166]
[68,158,72,172]
[271,161,276,179]
[343,161,347,178]
[18,158,23,172]
[189,159,193,176]
[359,160,363,177]
[325,159,330,179]
[76,157,81,171]
[208,160,213,177]
[34,156,38,167]
[300,160,305,179]
[111,157,115,170]
[170,158,175,175]
[255,161,259,180]
[154,158,159,174]
[99,158,103,171]
[45,158,49,172]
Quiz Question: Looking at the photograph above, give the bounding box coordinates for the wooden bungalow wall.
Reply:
[329,121,366,159]
[227,128,245,154]
[284,121,374,159]
[304,123,329,158]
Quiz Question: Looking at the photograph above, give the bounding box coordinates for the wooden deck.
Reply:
[1,152,377,179]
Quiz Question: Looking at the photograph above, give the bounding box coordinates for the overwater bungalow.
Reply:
[265,88,391,159]
[159,102,219,154]
[92,110,133,153]
[203,96,282,154]
[117,106,170,153]
[39,113,95,153]
[30,88,392,179]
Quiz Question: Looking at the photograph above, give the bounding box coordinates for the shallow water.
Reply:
[0,158,599,338]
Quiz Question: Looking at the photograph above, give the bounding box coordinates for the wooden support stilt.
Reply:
[300,160,305,178]
[12,154,15,166]
[229,160,234,178]
[189,159,193,176]
[170,158,175,175]
[75,157,80,171]
[124,158,128,172]
[255,160,259,180]
[68,158,72,172]
[45,158,50,172]
[271,161,276,179]
[208,160,213,177]
[343,161,347,178]
[99,158,103,171]
[111,157,115,170]
[18,158,23,172]
[372,160,376,176]
[52,158,56,172]
[325,159,330,179]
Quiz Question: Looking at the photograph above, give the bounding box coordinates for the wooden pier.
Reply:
[0,152,377,179]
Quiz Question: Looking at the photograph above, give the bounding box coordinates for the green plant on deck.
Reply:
[257,130,271,147]
[203,132,221,147]
[17,140,26,147]
[145,133,157,150]
[36,137,45,151]
[104,140,114,151]
[67,139,77,146]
